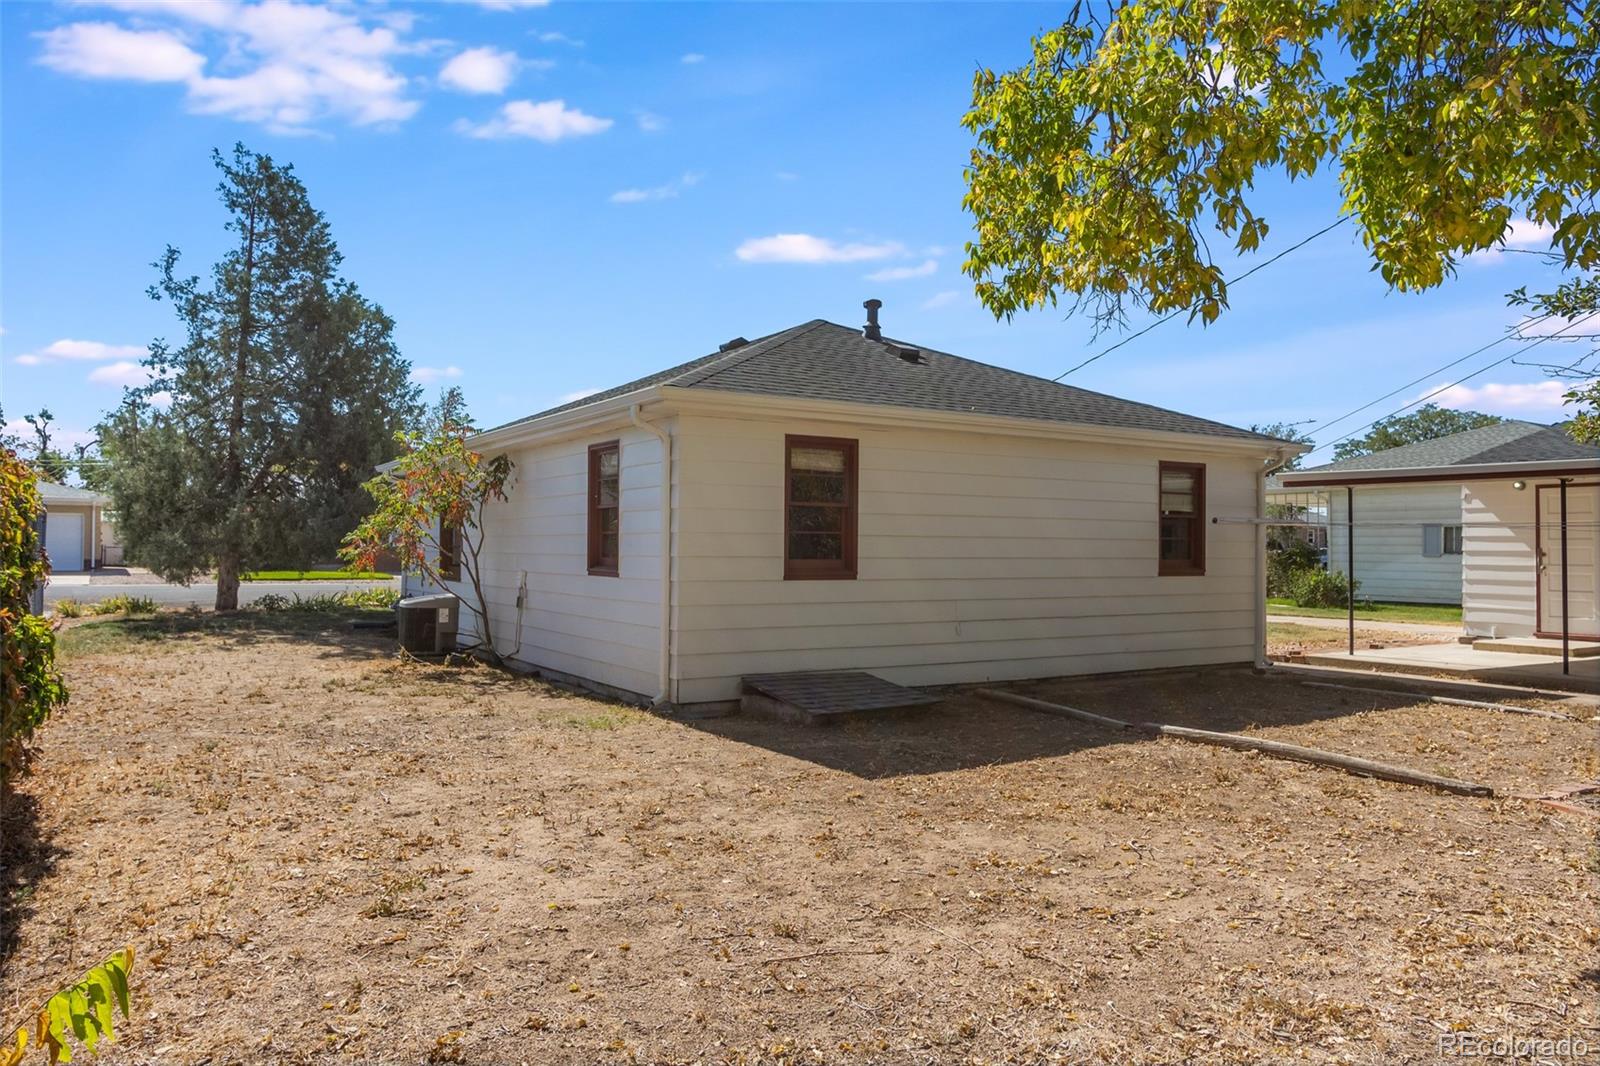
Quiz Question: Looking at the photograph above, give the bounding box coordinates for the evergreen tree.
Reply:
[99,144,420,609]
[1332,404,1503,461]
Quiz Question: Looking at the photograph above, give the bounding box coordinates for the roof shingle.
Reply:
[485,319,1286,444]
[1298,421,1600,473]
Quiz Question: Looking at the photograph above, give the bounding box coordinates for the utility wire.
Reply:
[1302,310,1557,442]
[1303,315,1593,461]
[1055,216,1351,381]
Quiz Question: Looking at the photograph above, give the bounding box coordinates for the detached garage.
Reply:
[38,479,110,573]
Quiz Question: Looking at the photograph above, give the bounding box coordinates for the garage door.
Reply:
[45,513,85,572]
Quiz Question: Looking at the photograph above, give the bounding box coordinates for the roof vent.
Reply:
[862,298,883,341]
[892,345,926,365]
[719,336,749,352]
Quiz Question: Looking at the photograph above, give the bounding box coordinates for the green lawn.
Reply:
[1266,598,1462,624]
[242,569,392,581]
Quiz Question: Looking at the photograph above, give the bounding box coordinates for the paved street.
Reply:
[44,576,398,608]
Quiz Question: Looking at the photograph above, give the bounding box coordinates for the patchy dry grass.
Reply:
[2,620,1596,1065]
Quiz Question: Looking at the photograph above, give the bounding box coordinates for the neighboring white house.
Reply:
[1280,422,1600,642]
[1267,476,1464,604]
[37,479,111,573]
[436,306,1302,713]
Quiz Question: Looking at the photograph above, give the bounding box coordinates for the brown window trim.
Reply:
[587,440,621,577]
[438,519,461,582]
[784,434,858,581]
[1158,461,1206,577]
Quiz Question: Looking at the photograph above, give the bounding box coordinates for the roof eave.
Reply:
[662,387,1296,457]
[1279,457,1600,487]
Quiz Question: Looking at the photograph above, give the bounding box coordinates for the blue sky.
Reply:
[0,0,1583,467]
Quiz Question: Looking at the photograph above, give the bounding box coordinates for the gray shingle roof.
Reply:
[487,319,1286,444]
[1299,421,1600,473]
[36,479,108,505]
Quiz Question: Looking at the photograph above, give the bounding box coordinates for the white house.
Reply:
[1266,475,1466,605]
[440,306,1302,713]
[37,479,111,573]
[1280,422,1600,642]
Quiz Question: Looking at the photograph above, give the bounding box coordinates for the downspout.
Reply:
[629,404,674,710]
[1256,448,1293,670]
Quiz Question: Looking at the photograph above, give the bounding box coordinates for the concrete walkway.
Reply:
[1299,642,1600,693]
[1267,613,1464,639]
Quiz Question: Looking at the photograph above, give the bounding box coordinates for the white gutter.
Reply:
[629,403,674,709]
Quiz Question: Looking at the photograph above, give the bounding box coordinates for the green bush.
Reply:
[1288,568,1359,609]
[93,594,158,616]
[2,451,69,793]
[53,598,85,619]
[250,588,398,613]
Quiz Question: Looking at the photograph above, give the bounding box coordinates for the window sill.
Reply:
[784,568,857,581]
[1158,564,1205,577]
[588,566,619,578]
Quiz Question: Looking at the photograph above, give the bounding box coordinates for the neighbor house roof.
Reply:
[1279,421,1600,486]
[36,479,108,506]
[484,319,1292,446]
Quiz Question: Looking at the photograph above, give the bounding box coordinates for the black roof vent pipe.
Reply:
[862,298,883,341]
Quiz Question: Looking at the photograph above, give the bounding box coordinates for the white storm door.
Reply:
[1538,484,1600,638]
[45,512,85,572]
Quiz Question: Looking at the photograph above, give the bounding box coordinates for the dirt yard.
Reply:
[1266,621,1444,658]
[3,613,1597,1065]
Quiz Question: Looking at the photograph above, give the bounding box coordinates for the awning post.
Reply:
[1560,478,1570,676]
[1346,485,1355,656]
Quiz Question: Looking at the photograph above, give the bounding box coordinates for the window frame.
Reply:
[587,440,621,577]
[1443,524,1464,555]
[1157,461,1207,577]
[783,434,859,581]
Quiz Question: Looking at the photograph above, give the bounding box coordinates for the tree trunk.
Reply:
[215,551,241,611]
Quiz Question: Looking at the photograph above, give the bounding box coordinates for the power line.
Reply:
[1303,315,1594,461]
[1055,215,1350,381]
[1302,311,1557,442]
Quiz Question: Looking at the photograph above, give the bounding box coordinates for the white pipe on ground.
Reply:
[629,404,673,709]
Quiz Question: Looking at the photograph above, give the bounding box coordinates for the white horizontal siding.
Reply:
[448,427,668,699]
[1461,480,1538,638]
[1325,484,1463,604]
[671,413,1263,704]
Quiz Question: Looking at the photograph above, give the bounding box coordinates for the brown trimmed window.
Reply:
[785,435,858,580]
[1158,462,1205,576]
[588,441,621,576]
[438,520,461,581]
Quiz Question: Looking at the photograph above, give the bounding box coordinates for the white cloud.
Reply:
[88,360,153,387]
[736,234,906,265]
[440,46,518,94]
[1515,310,1600,340]
[556,387,600,404]
[866,258,937,282]
[16,338,146,364]
[774,171,799,182]
[680,52,705,64]
[610,172,702,204]
[38,21,204,81]
[38,3,425,133]
[536,31,582,46]
[920,290,963,311]
[411,365,463,384]
[1472,216,1558,264]
[3,419,100,451]
[454,98,612,141]
[1427,379,1579,418]
[634,110,666,133]
[471,0,551,9]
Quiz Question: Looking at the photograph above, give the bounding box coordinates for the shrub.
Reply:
[250,588,396,613]
[1289,568,1359,609]
[53,598,85,619]
[93,594,158,616]
[2,451,68,793]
